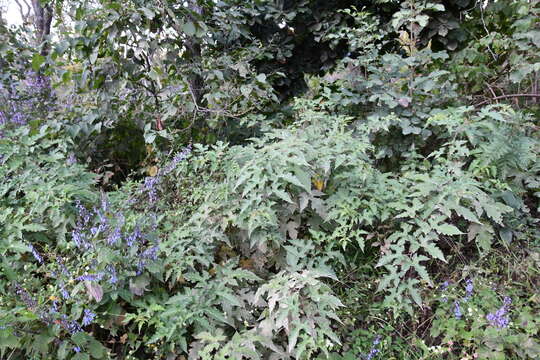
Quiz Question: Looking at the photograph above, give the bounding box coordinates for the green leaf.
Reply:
[88,339,106,359]
[73,354,90,360]
[31,53,45,71]
[217,291,242,307]
[72,332,90,347]
[409,286,422,306]
[454,206,479,223]
[273,188,293,203]
[182,21,196,36]
[23,223,47,232]
[140,7,155,19]
[423,242,446,262]
[436,224,462,236]
[280,172,309,191]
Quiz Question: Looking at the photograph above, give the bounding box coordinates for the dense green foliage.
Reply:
[1,0,539,359]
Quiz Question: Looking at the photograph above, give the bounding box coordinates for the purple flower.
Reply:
[100,194,109,213]
[107,227,122,245]
[67,153,77,165]
[486,308,509,328]
[144,176,159,203]
[72,229,90,249]
[440,280,449,302]
[136,259,148,275]
[75,201,91,226]
[487,297,512,329]
[76,273,103,282]
[366,348,379,360]
[50,301,59,313]
[364,335,382,360]
[11,112,26,125]
[90,218,107,237]
[464,279,473,300]
[453,301,462,319]
[28,244,43,264]
[73,346,81,353]
[60,284,70,299]
[150,213,158,231]
[127,226,141,247]
[106,265,118,284]
[60,315,82,334]
[136,245,160,274]
[15,284,37,309]
[140,145,191,204]
[440,281,449,291]
[82,309,95,326]
[142,245,159,261]
[162,145,192,175]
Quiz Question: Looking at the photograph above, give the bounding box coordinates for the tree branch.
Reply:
[475,94,540,107]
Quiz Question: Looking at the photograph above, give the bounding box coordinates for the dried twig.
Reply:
[475,94,540,107]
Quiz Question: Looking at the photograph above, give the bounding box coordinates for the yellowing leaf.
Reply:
[313,178,325,191]
[148,166,158,177]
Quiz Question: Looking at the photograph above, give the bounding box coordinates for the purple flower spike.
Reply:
[440,281,449,291]
[60,284,70,299]
[453,301,462,320]
[76,273,103,282]
[464,279,473,301]
[106,265,118,284]
[82,309,95,326]
[107,227,122,245]
[487,296,512,329]
[127,226,141,247]
[364,335,382,360]
[28,244,43,264]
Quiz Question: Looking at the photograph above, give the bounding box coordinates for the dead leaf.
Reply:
[85,282,103,302]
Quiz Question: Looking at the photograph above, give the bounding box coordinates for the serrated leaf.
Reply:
[413,261,431,285]
[280,173,308,191]
[437,224,462,236]
[299,193,309,212]
[454,206,479,223]
[409,286,422,306]
[217,291,241,307]
[273,188,293,203]
[423,242,446,262]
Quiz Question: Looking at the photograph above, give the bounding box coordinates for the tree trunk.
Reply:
[185,0,205,108]
[31,0,53,56]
